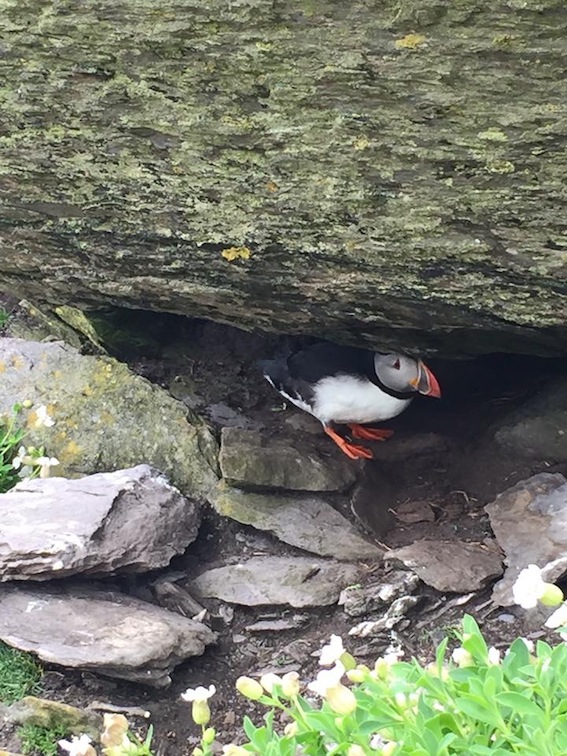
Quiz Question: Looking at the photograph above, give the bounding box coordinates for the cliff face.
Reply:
[1,1,566,355]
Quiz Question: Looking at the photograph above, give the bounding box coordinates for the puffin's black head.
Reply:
[374,353,441,397]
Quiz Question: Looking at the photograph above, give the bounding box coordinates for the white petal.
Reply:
[319,634,345,666]
[545,602,567,629]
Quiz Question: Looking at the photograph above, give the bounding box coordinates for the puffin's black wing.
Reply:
[286,343,374,383]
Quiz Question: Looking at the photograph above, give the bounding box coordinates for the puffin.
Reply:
[261,342,441,460]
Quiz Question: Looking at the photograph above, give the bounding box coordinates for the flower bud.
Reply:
[236,676,264,700]
[540,583,565,607]
[347,746,366,756]
[326,684,357,715]
[281,671,300,697]
[193,749,204,756]
[22,400,33,409]
[347,665,369,683]
[451,647,474,668]
[192,700,211,726]
[222,745,250,756]
[202,727,216,745]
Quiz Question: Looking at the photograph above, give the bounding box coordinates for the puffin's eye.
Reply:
[393,358,400,370]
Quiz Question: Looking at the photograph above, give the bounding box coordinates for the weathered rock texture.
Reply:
[0,3,566,356]
[219,427,356,492]
[0,339,219,498]
[191,556,361,607]
[210,481,382,560]
[486,473,567,606]
[0,586,215,688]
[0,465,199,581]
[387,539,503,593]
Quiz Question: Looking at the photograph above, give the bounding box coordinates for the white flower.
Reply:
[319,634,345,666]
[545,602,567,629]
[260,672,282,693]
[451,647,474,667]
[488,647,501,665]
[35,456,60,478]
[512,564,564,608]
[12,446,31,469]
[308,661,345,696]
[34,404,55,428]
[180,684,216,702]
[58,734,96,756]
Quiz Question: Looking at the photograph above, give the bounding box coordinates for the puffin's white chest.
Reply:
[310,375,412,425]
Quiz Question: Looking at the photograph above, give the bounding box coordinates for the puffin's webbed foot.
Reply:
[347,424,394,442]
[324,426,373,460]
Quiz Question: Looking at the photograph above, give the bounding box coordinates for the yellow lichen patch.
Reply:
[266,180,279,192]
[221,246,252,262]
[0,361,5,374]
[395,33,426,50]
[353,136,370,151]
[478,128,508,142]
[60,439,82,463]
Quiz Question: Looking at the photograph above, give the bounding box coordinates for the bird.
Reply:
[260,342,441,460]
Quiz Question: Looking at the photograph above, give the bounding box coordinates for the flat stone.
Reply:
[493,378,567,462]
[485,472,567,605]
[0,586,216,688]
[210,482,382,560]
[0,339,219,500]
[245,617,309,632]
[387,540,503,593]
[0,465,199,581]
[219,427,356,492]
[191,556,361,608]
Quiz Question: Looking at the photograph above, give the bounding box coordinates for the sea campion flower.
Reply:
[545,601,567,639]
[222,745,251,756]
[12,445,32,469]
[512,564,564,609]
[451,647,474,668]
[281,671,300,697]
[260,672,282,693]
[488,647,501,665]
[308,661,357,715]
[33,404,55,428]
[320,634,345,665]
[36,455,60,478]
[58,734,97,756]
[181,685,216,725]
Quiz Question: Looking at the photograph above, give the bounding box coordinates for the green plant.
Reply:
[0,306,8,328]
[0,402,59,493]
[19,722,69,756]
[0,642,42,704]
[200,615,567,755]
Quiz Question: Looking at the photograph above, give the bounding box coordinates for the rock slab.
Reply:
[191,556,361,608]
[493,378,567,462]
[485,472,567,606]
[0,586,215,688]
[210,482,382,560]
[0,339,219,499]
[387,539,503,593]
[219,427,356,492]
[0,465,199,581]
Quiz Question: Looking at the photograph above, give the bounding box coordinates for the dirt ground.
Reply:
[1,308,567,755]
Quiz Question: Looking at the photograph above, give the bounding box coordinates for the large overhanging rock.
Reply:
[0,465,200,581]
[0,3,566,356]
[0,339,219,499]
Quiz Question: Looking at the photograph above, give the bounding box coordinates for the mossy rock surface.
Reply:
[0,2,566,355]
[0,339,219,500]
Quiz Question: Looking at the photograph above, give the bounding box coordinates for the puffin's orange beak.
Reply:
[412,361,441,398]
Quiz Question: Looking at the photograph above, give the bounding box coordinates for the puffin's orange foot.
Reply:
[347,424,394,442]
[324,426,373,460]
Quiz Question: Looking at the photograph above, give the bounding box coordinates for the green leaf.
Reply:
[242,716,256,741]
[494,691,544,718]
[455,697,500,727]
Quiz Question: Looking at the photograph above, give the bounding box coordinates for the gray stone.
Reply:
[0,586,215,688]
[191,556,361,608]
[210,481,382,560]
[493,378,567,462]
[387,540,503,593]
[219,427,356,492]
[0,465,199,581]
[348,595,422,637]
[339,571,420,617]
[245,617,309,632]
[485,473,567,606]
[0,339,219,500]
